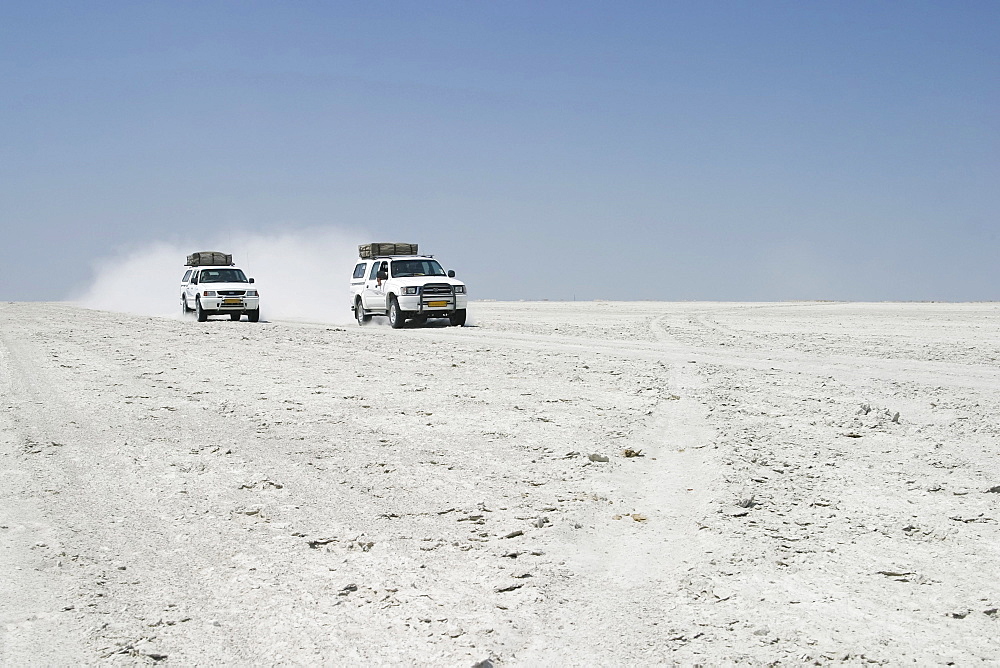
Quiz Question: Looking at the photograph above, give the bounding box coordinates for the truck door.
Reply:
[351,262,367,309]
[186,271,199,302]
[363,261,388,311]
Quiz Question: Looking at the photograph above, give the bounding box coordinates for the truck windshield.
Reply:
[391,259,445,277]
[199,269,248,283]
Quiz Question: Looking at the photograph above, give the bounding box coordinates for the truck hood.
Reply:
[199,282,255,292]
[393,277,465,287]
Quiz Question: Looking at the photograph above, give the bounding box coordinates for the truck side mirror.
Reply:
[377,270,388,281]
[249,278,255,284]
[448,270,456,278]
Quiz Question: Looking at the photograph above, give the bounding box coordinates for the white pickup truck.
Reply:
[350,243,467,328]
[180,251,261,322]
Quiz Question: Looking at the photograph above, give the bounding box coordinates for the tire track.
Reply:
[0,324,88,665]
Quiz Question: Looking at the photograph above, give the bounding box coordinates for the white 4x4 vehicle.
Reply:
[180,251,260,322]
[350,244,467,328]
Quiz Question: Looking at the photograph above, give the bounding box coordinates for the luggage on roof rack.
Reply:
[359,243,418,259]
[186,251,233,266]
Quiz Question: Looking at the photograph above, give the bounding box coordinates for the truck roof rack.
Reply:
[186,251,233,267]
[370,254,434,259]
[359,243,417,259]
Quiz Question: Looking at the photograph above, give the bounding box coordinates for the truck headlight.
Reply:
[246,290,258,297]
[203,290,217,297]
[453,285,466,294]
[402,286,420,295]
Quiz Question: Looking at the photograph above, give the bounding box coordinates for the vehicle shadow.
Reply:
[407,319,476,329]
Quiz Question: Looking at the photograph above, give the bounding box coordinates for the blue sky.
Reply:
[2,1,997,301]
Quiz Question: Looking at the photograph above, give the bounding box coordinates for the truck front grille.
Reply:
[218,290,247,296]
[422,283,452,296]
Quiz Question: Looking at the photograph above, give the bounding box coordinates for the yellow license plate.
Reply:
[428,301,447,307]
[223,298,242,304]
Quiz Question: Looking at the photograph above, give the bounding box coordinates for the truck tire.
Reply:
[247,309,260,323]
[355,298,371,325]
[388,297,406,329]
[230,313,241,321]
[196,297,208,322]
[181,297,190,314]
[449,309,467,327]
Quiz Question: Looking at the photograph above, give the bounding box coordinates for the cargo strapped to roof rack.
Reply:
[358,243,418,259]
[186,251,233,267]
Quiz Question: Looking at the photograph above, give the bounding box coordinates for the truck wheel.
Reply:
[449,309,467,327]
[230,313,241,321]
[355,299,371,325]
[181,297,190,314]
[388,297,406,329]
[247,309,260,322]
[196,297,208,322]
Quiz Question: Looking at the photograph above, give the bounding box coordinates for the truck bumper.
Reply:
[397,294,467,314]
[201,297,260,313]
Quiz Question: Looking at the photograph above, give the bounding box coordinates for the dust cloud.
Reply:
[73,228,365,324]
